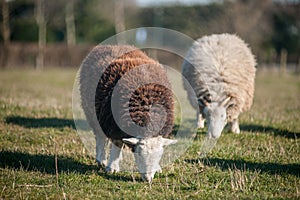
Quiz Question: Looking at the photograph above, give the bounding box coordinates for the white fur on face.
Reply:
[134,139,163,182]
[204,102,227,139]
[123,136,177,182]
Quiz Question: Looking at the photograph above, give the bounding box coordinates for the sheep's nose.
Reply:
[141,173,154,183]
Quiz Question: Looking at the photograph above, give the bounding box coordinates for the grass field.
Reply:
[0,68,299,199]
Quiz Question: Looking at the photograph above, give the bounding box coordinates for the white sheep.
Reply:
[182,33,256,139]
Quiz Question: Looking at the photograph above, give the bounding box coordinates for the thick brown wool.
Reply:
[79,45,174,142]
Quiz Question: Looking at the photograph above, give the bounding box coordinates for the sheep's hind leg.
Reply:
[197,112,205,128]
[229,118,240,134]
[106,142,123,173]
[95,131,109,167]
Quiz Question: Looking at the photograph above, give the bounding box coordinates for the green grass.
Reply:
[0,68,299,199]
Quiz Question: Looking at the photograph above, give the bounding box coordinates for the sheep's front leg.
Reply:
[157,165,162,173]
[229,118,240,134]
[105,142,123,173]
[197,112,205,128]
[95,131,108,167]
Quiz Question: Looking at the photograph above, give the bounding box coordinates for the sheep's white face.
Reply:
[203,102,227,139]
[122,136,177,182]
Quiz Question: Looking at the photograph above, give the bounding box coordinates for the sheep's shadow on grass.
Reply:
[5,116,90,131]
[185,157,300,176]
[192,121,299,139]
[0,150,133,182]
[5,116,75,129]
[186,119,299,139]
[240,123,300,139]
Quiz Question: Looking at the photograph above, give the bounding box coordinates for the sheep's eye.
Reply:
[227,104,234,109]
[132,145,138,153]
[134,147,143,155]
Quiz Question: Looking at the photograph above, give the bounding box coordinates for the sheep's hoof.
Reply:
[96,159,107,169]
[105,166,119,173]
[231,127,240,134]
[157,166,162,173]
[197,121,205,129]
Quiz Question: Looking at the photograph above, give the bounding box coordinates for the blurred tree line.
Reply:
[0,0,116,43]
[0,0,299,67]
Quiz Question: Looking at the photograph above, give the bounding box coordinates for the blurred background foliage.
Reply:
[0,0,299,67]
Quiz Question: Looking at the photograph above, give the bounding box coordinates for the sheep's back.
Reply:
[80,45,174,140]
[79,45,138,134]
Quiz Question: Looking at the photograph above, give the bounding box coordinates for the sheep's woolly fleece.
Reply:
[79,45,174,143]
[182,33,256,121]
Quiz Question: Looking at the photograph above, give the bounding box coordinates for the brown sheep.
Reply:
[79,45,176,182]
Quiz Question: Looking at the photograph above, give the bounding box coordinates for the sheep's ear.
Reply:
[122,138,139,145]
[161,138,177,146]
